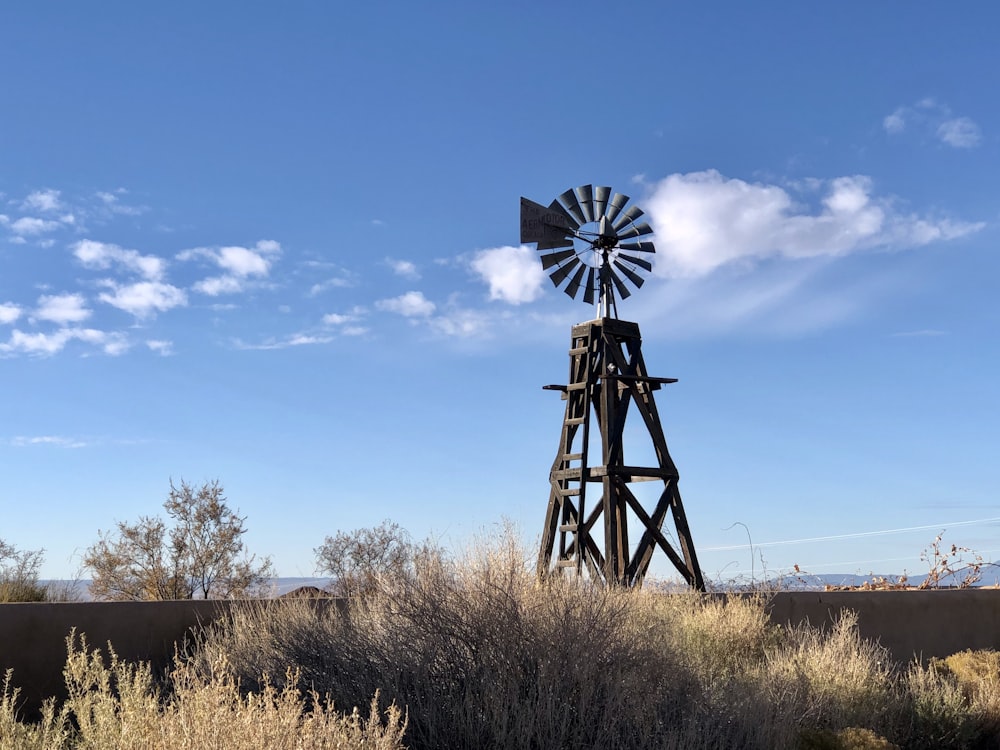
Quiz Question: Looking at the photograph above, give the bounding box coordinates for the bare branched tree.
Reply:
[0,538,47,602]
[84,479,275,601]
[314,519,413,596]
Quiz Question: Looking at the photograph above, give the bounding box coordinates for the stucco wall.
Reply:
[766,589,1000,663]
[3,591,1000,718]
[0,599,228,715]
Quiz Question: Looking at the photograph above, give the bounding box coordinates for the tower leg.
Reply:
[538,318,704,590]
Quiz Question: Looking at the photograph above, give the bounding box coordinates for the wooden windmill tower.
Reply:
[521,185,705,589]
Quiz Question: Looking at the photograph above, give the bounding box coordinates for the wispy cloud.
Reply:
[884,99,982,148]
[146,339,174,355]
[22,189,62,213]
[0,327,126,357]
[9,435,89,449]
[10,216,61,236]
[233,333,334,350]
[892,329,947,337]
[73,239,166,280]
[386,258,420,279]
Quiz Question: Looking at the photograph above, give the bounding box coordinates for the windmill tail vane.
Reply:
[520,184,655,318]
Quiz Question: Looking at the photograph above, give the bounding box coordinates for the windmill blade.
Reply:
[558,188,587,226]
[583,267,596,305]
[617,221,653,239]
[540,248,577,270]
[564,263,588,299]
[619,241,655,253]
[612,204,645,232]
[605,192,630,223]
[549,257,580,287]
[614,260,646,289]
[609,267,632,300]
[575,184,594,223]
[536,237,574,251]
[617,253,652,272]
[549,199,579,230]
[593,186,611,219]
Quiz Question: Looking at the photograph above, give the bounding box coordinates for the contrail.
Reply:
[702,517,1000,552]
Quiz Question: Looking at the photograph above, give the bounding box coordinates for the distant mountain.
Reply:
[39,577,335,602]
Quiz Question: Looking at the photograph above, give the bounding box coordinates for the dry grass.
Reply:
[7,533,1000,748]
[0,631,405,749]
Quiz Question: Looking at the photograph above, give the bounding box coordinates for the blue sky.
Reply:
[2,3,998,583]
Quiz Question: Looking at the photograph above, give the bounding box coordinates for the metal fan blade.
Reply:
[564,263,588,299]
[583,267,596,305]
[619,241,655,253]
[558,189,587,226]
[617,221,653,239]
[609,267,632,300]
[617,253,652,272]
[614,260,646,289]
[536,237,574,251]
[612,204,645,232]
[575,184,594,223]
[540,248,577,270]
[548,199,579,231]
[549,257,580,287]
[605,192,630,223]
[593,186,611,219]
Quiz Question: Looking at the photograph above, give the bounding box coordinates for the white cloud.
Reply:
[10,217,60,236]
[643,170,984,277]
[387,258,420,279]
[181,239,281,296]
[375,291,436,317]
[193,276,244,296]
[470,245,547,304]
[73,239,165,280]
[35,293,91,324]
[22,189,62,213]
[0,327,114,357]
[937,117,981,148]
[98,281,187,318]
[0,303,21,324]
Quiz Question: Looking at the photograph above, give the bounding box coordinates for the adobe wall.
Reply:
[0,600,229,714]
[766,589,1000,663]
[3,591,1000,718]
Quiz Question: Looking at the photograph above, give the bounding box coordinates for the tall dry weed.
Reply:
[0,630,405,750]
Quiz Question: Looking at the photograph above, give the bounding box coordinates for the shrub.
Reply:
[0,631,405,749]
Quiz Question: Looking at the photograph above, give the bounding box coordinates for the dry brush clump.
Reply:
[0,631,405,750]
[186,532,1000,749]
[8,531,1000,748]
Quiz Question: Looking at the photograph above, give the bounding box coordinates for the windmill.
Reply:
[521,185,705,589]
